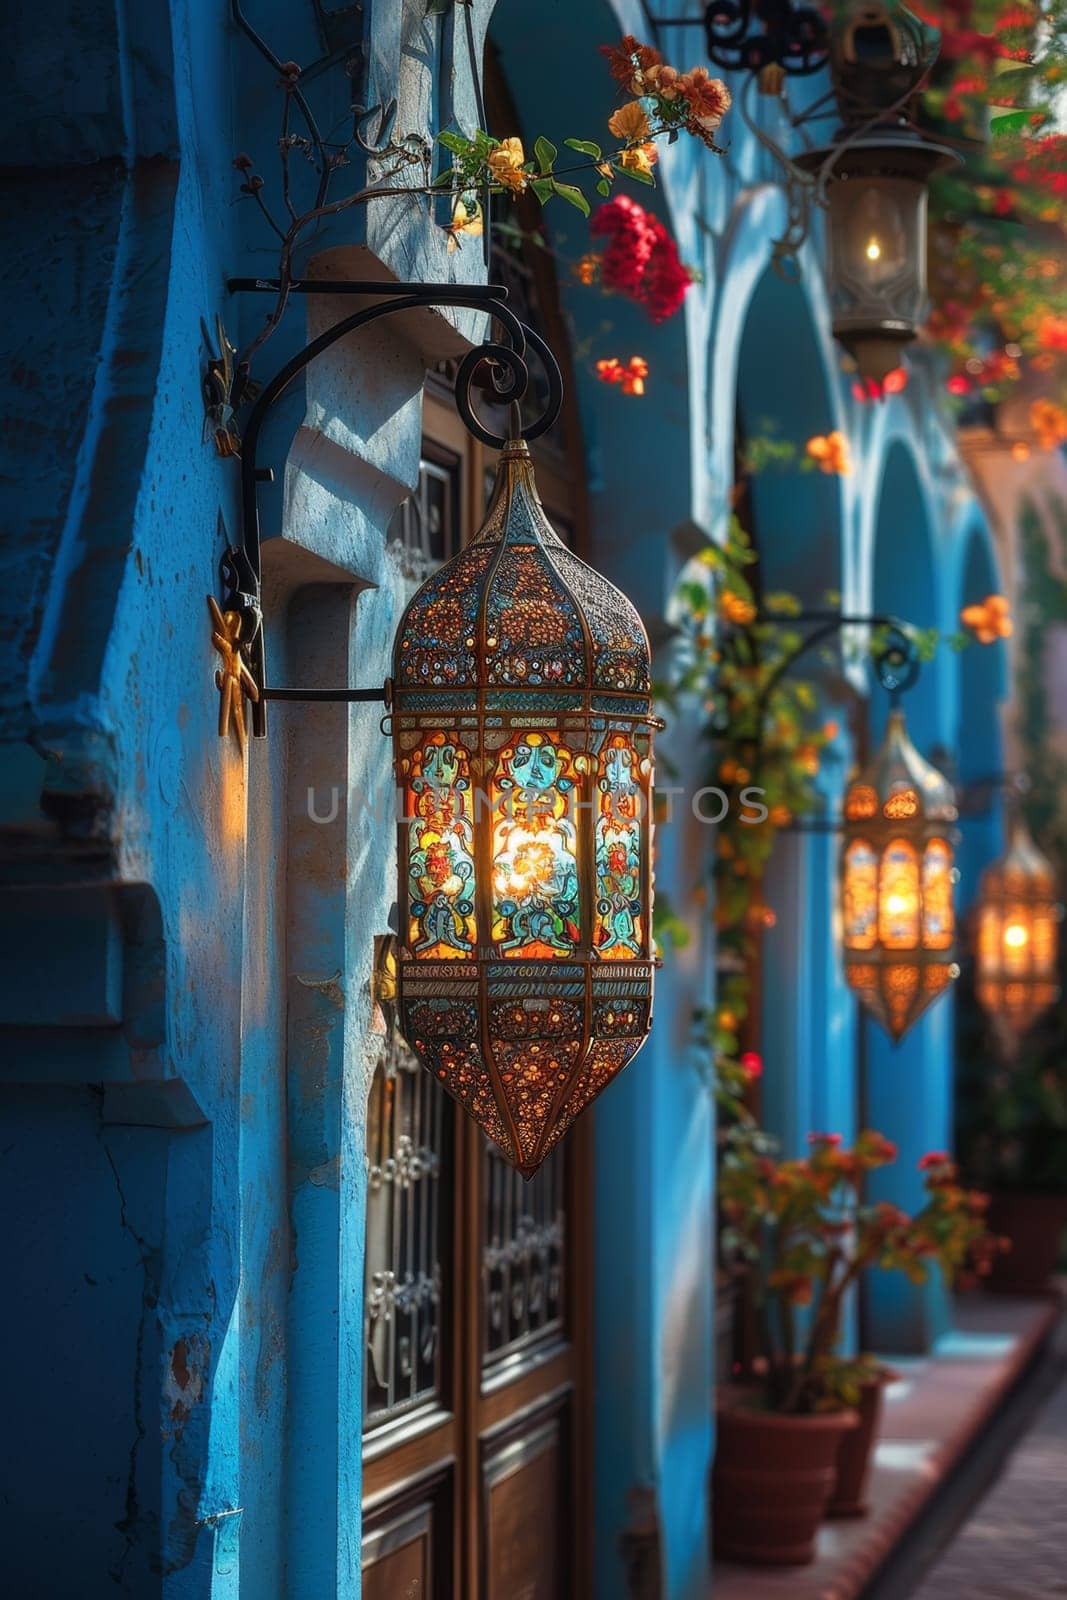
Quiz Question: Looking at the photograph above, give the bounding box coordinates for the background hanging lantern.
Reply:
[974,817,1062,1047]
[841,708,959,1040]
[391,438,658,1177]
[796,3,957,384]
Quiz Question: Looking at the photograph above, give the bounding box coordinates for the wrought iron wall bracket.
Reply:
[212,278,564,738]
[653,1,831,77]
[755,610,921,719]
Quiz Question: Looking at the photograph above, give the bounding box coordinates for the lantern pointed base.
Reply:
[846,958,959,1043]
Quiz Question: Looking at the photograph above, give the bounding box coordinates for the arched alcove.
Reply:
[955,522,1007,905]
[737,265,845,604]
[864,438,954,1353]
[732,265,857,1173]
[871,440,944,753]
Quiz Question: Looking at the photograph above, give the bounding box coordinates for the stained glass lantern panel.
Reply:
[841,709,959,1040]
[391,439,658,1176]
[974,818,1062,1043]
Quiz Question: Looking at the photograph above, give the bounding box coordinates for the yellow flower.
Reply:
[619,141,659,176]
[487,136,528,193]
[607,100,652,144]
[806,430,852,476]
[444,198,483,252]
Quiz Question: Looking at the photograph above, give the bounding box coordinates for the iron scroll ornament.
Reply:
[217,279,564,735]
[656,1,831,78]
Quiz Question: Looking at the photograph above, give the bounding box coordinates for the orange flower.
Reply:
[574,253,601,286]
[596,355,649,396]
[1030,398,1067,451]
[806,430,852,476]
[677,67,732,130]
[601,35,661,88]
[719,588,757,626]
[608,100,652,144]
[619,141,659,176]
[487,136,528,194]
[643,62,681,99]
[960,594,1013,644]
[619,355,649,395]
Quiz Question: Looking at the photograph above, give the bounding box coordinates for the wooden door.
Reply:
[361,396,593,1600]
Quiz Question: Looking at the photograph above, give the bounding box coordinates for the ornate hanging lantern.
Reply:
[796,3,957,384]
[841,708,959,1040]
[974,817,1062,1046]
[391,437,658,1177]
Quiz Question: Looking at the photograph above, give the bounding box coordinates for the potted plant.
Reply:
[713,1130,999,1565]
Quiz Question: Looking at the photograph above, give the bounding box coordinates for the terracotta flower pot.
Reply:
[986,1190,1067,1295]
[713,1397,859,1566]
[826,1378,885,1518]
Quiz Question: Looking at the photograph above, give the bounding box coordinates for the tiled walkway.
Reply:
[910,1337,1067,1600]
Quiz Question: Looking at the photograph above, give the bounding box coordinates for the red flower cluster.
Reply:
[590,195,692,323]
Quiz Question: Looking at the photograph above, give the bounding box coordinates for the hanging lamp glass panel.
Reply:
[841,708,959,1040]
[975,818,1062,1044]
[391,438,658,1177]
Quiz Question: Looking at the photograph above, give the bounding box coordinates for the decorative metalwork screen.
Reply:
[483,1142,566,1369]
[387,447,462,577]
[363,1028,453,1431]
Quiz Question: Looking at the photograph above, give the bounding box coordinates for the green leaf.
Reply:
[437,130,469,156]
[596,178,612,197]
[534,135,557,174]
[620,162,655,187]
[564,137,602,160]
[430,166,456,188]
[551,179,590,217]
[990,110,1034,137]
[530,177,555,206]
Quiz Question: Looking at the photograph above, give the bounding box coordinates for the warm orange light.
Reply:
[841,710,959,1041]
[392,438,659,1176]
[974,817,1062,1049]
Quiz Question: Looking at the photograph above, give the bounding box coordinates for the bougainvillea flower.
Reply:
[487,136,528,193]
[596,355,649,396]
[607,100,652,144]
[740,1050,763,1081]
[574,253,600,285]
[960,594,1013,644]
[600,34,661,88]
[677,66,732,129]
[619,141,659,177]
[805,430,852,475]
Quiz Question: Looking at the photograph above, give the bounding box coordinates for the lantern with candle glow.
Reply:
[391,438,659,1176]
[796,3,957,383]
[841,708,959,1040]
[974,818,1062,1045]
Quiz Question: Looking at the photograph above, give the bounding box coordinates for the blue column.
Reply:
[594,783,716,1600]
[861,997,953,1352]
